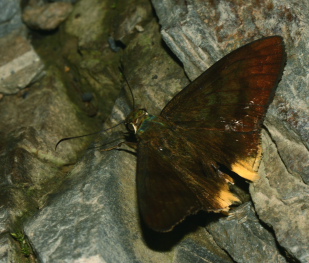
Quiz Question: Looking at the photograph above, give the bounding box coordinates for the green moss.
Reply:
[11,231,33,258]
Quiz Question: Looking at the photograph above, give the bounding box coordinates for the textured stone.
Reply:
[0,0,23,38]
[251,126,309,262]
[24,7,234,262]
[1,0,308,262]
[151,1,309,262]
[0,70,101,261]
[207,203,287,263]
[22,2,73,31]
[0,33,44,94]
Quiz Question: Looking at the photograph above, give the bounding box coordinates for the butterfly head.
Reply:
[125,109,149,134]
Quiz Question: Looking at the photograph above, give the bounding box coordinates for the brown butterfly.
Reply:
[125,36,286,232]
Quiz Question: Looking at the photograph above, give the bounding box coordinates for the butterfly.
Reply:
[124,36,286,232]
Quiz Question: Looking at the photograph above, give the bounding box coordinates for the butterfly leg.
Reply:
[100,141,138,151]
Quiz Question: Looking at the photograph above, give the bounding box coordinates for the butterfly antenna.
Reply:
[55,121,124,151]
[119,63,135,109]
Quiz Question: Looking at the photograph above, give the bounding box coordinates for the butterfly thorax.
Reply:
[125,109,149,133]
[126,109,168,137]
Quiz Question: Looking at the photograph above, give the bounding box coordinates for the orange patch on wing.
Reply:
[211,185,240,213]
[219,189,240,209]
[232,161,259,181]
[231,145,262,181]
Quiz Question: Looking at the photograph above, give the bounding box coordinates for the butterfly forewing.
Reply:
[161,36,285,131]
[160,36,286,180]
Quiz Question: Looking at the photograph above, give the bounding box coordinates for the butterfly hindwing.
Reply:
[136,141,199,232]
[136,126,240,232]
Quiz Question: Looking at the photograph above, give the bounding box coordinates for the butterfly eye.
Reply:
[127,123,136,132]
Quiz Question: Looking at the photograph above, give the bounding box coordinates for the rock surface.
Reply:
[0,33,44,94]
[0,0,24,38]
[0,0,308,262]
[151,0,309,262]
[23,2,73,31]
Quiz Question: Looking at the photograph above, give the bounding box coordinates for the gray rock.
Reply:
[0,0,24,38]
[0,33,44,94]
[251,126,309,262]
[0,0,37,94]
[151,1,309,262]
[0,235,11,263]
[0,69,101,261]
[25,132,234,263]
[24,3,235,261]
[207,202,287,263]
[1,0,308,262]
